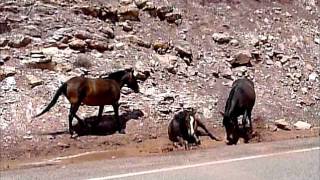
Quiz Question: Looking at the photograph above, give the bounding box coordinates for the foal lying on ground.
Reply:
[34,68,140,137]
[168,108,221,150]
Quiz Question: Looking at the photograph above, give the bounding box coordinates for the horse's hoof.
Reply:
[70,134,78,139]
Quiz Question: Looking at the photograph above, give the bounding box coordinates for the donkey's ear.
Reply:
[219,111,225,117]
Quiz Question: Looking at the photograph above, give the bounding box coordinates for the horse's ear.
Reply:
[126,67,134,72]
[219,111,224,117]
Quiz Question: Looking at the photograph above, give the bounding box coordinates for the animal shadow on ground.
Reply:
[73,109,144,136]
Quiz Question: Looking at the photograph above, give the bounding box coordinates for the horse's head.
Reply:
[184,109,200,145]
[107,68,139,93]
[124,68,139,93]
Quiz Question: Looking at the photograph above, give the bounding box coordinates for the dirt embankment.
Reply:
[0,0,319,169]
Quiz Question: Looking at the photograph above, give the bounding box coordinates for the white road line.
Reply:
[86,147,320,180]
[21,150,107,167]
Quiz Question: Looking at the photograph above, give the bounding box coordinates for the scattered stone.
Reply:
[87,40,110,52]
[0,20,11,34]
[1,76,16,91]
[230,50,252,67]
[100,26,115,39]
[280,55,290,64]
[156,6,173,20]
[142,2,157,17]
[69,39,87,51]
[41,47,60,56]
[115,42,126,50]
[0,37,9,47]
[275,119,291,130]
[314,36,320,45]
[221,66,233,79]
[308,72,318,81]
[266,59,273,65]
[212,33,231,44]
[174,42,192,62]
[21,53,54,70]
[74,5,100,17]
[165,11,182,25]
[258,35,268,44]
[118,5,140,21]
[26,75,43,88]
[23,135,33,140]
[74,30,93,40]
[121,21,133,32]
[294,121,312,130]
[230,39,239,46]
[0,66,16,81]
[134,0,148,9]
[119,0,133,6]
[153,40,170,54]
[301,87,308,94]
[129,35,151,48]
[153,54,177,73]
[8,34,32,48]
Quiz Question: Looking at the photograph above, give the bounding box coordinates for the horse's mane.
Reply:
[103,70,127,81]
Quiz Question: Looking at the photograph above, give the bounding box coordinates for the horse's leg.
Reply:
[94,105,104,126]
[248,108,253,132]
[242,110,248,129]
[244,108,253,143]
[177,136,189,150]
[68,103,80,137]
[233,118,240,145]
[197,120,221,141]
[113,102,124,134]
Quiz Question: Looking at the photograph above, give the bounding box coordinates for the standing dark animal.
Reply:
[221,78,256,145]
[168,109,220,150]
[34,68,139,137]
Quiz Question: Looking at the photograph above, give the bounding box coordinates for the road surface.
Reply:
[1,137,319,180]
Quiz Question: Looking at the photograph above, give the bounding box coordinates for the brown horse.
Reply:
[34,68,139,137]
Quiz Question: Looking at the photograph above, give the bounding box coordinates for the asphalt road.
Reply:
[1,137,319,180]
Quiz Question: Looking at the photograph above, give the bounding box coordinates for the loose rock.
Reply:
[26,75,43,88]
[275,119,291,130]
[293,121,312,130]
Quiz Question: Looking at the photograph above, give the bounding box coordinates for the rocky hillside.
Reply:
[0,0,319,160]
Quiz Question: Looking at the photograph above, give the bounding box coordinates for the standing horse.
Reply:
[221,78,256,145]
[34,68,139,137]
[168,108,220,150]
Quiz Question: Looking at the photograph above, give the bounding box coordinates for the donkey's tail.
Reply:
[33,83,67,118]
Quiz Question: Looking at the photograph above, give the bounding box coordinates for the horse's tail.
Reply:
[33,83,67,118]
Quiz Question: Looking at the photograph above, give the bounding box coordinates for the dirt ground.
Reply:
[0,116,319,171]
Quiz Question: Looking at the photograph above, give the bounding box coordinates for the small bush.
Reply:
[73,54,92,68]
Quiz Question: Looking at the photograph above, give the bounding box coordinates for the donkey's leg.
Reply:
[113,102,125,134]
